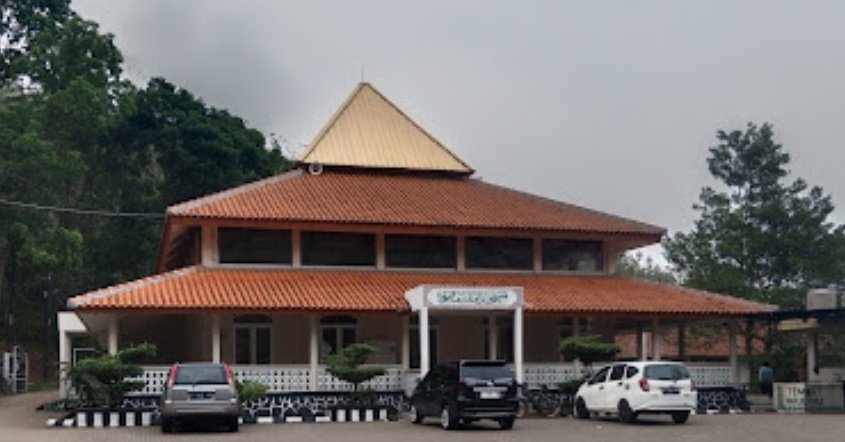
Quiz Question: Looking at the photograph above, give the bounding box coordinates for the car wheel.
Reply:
[410,404,423,424]
[228,416,239,432]
[671,411,690,424]
[440,404,459,430]
[498,417,515,430]
[618,400,637,424]
[574,397,590,419]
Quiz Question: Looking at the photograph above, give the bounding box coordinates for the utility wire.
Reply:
[0,197,165,220]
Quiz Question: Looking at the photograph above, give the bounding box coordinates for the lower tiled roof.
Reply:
[68,266,772,316]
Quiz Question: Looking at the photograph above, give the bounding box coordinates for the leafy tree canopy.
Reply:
[665,123,845,307]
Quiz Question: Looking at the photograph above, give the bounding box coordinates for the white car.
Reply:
[573,361,697,424]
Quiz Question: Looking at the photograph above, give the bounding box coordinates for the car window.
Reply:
[644,364,690,380]
[174,365,227,385]
[625,366,639,379]
[588,366,610,385]
[461,363,513,381]
[609,364,625,381]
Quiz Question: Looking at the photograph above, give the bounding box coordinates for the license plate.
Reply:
[480,391,502,400]
[662,388,680,395]
[189,392,212,400]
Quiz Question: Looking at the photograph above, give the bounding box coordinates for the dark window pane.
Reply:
[385,235,456,268]
[341,328,356,350]
[256,328,271,364]
[321,328,338,356]
[219,228,291,264]
[644,364,690,380]
[302,232,375,266]
[542,239,604,271]
[461,363,514,381]
[235,328,251,364]
[609,365,625,381]
[465,237,533,270]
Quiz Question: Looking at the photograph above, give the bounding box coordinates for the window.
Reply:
[482,317,514,362]
[320,316,357,360]
[644,364,690,380]
[609,365,625,381]
[559,318,593,339]
[410,316,439,369]
[588,366,610,385]
[234,315,272,365]
[219,228,291,264]
[542,239,604,272]
[625,366,639,379]
[385,234,456,269]
[302,232,375,266]
[465,237,533,270]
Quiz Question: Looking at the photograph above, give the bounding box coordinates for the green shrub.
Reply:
[557,378,586,395]
[326,343,385,401]
[236,380,268,405]
[559,335,620,367]
[65,343,156,407]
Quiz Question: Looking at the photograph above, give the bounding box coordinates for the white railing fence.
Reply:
[131,362,738,395]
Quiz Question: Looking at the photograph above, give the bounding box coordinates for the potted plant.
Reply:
[326,344,385,411]
[559,334,620,376]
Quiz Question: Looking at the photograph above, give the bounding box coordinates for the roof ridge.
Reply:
[67,265,202,309]
[167,169,304,215]
[470,178,666,235]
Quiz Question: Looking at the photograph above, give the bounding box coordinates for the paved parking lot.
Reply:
[6,391,845,441]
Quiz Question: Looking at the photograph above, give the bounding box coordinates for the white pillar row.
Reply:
[107,315,119,356]
[728,321,738,384]
[572,317,583,376]
[651,318,661,361]
[401,315,410,371]
[419,307,431,377]
[513,306,524,384]
[488,315,498,360]
[309,315,319,391]
[211,315,221,363]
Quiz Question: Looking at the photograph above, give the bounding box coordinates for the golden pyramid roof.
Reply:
[298,83,473,174]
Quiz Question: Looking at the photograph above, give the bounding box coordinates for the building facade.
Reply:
[60,83,771,398]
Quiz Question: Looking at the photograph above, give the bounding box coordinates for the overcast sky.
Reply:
[72,1,845,262]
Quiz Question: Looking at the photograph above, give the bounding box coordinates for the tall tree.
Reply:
[665,123,845,308]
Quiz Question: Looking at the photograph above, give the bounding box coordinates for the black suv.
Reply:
[409,360,519,430]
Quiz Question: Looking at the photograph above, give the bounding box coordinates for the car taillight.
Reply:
[223,363,234,386]
[167,364,177,388]
[638,378,650,392]
[690,379,696,391]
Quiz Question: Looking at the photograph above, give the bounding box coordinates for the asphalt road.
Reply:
[6,390,845,441]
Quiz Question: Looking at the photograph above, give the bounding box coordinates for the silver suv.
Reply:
[160,362,240,432]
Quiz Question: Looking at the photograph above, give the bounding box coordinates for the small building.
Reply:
[59,83,772,398]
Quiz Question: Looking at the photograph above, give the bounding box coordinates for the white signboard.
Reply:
[774,382,845,412]
[425,287,522,310]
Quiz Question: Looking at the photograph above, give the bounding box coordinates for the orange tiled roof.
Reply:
[167,171,664,236]
[69,266,772,316]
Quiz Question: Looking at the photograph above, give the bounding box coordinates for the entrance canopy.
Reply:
[405,285,526,382]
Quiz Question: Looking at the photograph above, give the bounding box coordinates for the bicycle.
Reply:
[517,385,563,418]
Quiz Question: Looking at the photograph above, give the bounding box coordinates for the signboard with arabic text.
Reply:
[424,287,522,310]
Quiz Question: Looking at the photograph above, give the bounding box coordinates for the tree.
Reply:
[616,252,677,284]
[325,343,385,396]
[665,123,845,307]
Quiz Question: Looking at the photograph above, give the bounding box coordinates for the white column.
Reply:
[807,332,818,381]
[401,316,410,370]
[487,316,498,360]
[309,315,319,391]
[107,315,119,355]
[651,318,661,361]
[419,308,431,377]
[211,315,221,363]
[728,321,738,384]
[514,307,524,384]
[637,323,647,361]
[59,327,72,399]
